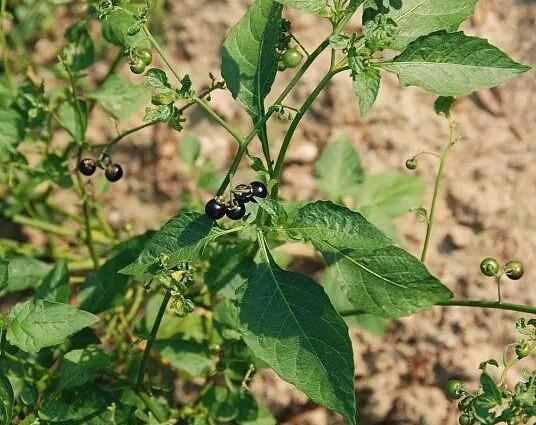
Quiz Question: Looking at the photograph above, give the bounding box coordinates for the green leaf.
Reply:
[290,201,391,250]
[155,338,212,376]
[179,133,201,165]
[434,96,456,116]
[62,21,94,71]
[6,299,98,353]
[213,299,242,341]
[237,247,356,424]
[120,212,216,276]
[315,137,364,198]
[79,233,152,313]
[353,173,425,219]
[480,373,502,404]
[352,67,380,118]
[89,75,151,120]
[256,198,288,226]
[146,68,170,89]
[0,107,25,149]
[39,153,73,188]
[379,31,531,96]
[363,0,478,50]
[319,243,452,318]
[0,372,14,425]
[200,385,240,422]
[0,258,8,293]
[35,260,70,303]
[101,8,150,49]
[237,393,276,425]
[59,347,110,390]
[0,257,53,295]
[221,0,282,119]
[58,99,87,143]
[273,0,329,16]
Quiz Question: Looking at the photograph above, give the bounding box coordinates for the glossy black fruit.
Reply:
[226,201,246,220]
[233,184,253,204]
[504,260,524,280]
[205,198,226,220]
[105,163,123,182]
[78,158,96,176]
[250,181,268,199]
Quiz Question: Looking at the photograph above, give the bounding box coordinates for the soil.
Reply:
[16,0,536,424]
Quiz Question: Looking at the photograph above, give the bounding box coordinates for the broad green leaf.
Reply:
[145,68,170,89]
[7,299,98,353]
[155,338,212,376]
[363,0,478,50]
[319,243,452,318]
[62,21,94,71]
[0,372,14,425]
[255,198,288,226]
[238,396,276,425]
[0,257,53,295]
[0,258,7,292]
[274,0,329,16]
[120,212,216,276]
[200,385,240,422]
[480,373,501,404]
[213,299,242,341]
[0,107,25,149]
[221,0,282,119]
[79,233,151,313]
[39,153,73,188]
[58,99,87,143]
[379,31,531,96]
[237,249,356,424]
[89,75,151,120]
[353,173,425,219]
[35,260,70,303]
[179,133,201,165]
[323,272,386,335]
[315,137,364,198]
[102,8,150,49]
[290,201,391,250]
[59,347,110,390]
[352,67,380,118]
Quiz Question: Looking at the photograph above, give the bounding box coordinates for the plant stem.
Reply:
[420,116,456,263]
[193,95,244,144]
[136,285,173,390]
[216,37,331,195]
[496,275,502,303]
[0,0,13,95]
[95,121,158,149]
[143,25,183,83]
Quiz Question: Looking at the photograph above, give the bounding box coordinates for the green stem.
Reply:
[193,95,244,144]
[12,214,74,238]
[420,117,456,263]
[143,25,183,83]
[136,285,173,390]
[216,37,331,195]
[0,0,13,95]
[496,275,502,303]
[96,121,158,149]
[257,113,274,176]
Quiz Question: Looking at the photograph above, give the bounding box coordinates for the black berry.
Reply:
[105,163,123,182]
[233,184,253,204]
[250,181,268,199]
[78,158,96,176]
[205,198,226,220]
[226,201,246,221]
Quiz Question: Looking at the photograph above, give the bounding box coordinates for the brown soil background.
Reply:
[23,0,536,424]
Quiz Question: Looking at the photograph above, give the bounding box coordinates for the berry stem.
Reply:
[143,25,183,84]
[496,275,502,303]
[193,95,244,145]
[420,116,456,263]
[136,284,173,390]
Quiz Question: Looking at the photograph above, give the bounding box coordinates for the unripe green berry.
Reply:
[445,379,464,400]
[405,158,418,170]
[504,260,524,280]
[480,257,500,277]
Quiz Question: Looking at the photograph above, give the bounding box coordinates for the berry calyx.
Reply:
[282,48,303,69]
[78,158,96,176]
[205,198,226,220]
[137,49,153,66]
[278,60,287,71]
[250,181,268,199]
[445,379,464,400]
[130,58,146,74]
[406,158,418,170]
[226,201,246,221]
[233,184,253,205]
[504,260,524,280]
[98,153,112,168]
[480,257,500,277]
[105,163,123,182]
[515,341,530,359]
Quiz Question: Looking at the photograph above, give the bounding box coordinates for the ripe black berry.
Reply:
[105,163,123,182]
[205,198,226,220]
[78,158,96,176]
[226,201,246,221]
[250,181,268,199]
[233,184,253,204]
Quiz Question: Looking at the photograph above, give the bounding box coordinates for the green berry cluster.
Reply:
[129,48,153,75]
[479,257,524,280]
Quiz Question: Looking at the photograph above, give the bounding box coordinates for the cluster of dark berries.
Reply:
[205,181,268,221]
[78,153,123,183]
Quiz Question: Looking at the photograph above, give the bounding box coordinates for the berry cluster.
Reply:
[480,257,524,280]
[78,153,123,183]
[276,19,303,71]
[205,181,268,221]
[129,48,153,75]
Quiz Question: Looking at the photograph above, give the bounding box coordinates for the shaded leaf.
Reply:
[59,347,110,390]
[155,338,212,376]
[274,0,329,16]
[0,257,52,295]
[352,67,380,118]
[0,372,14,425]
[35,259,70,303]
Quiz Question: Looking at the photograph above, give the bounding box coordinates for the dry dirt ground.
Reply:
[28,0,536,424]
